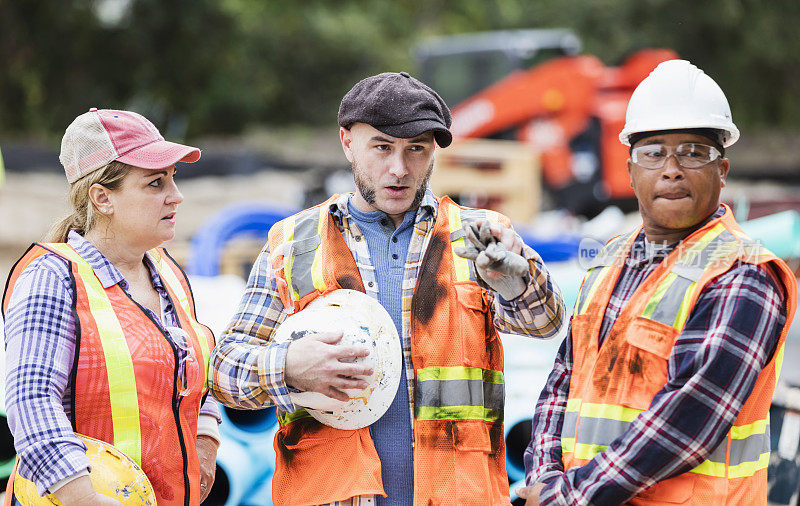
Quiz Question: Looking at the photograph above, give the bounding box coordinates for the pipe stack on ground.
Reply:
[206,406,278,505]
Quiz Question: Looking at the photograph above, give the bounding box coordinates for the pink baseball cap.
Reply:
[59,108,201,183]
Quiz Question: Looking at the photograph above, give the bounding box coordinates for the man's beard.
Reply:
[351,158,434,212]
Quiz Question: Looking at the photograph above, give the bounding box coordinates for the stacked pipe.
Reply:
[767,383,800,505]
[205,406,278,505]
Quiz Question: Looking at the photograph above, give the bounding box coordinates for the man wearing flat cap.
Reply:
[210,72,565,505]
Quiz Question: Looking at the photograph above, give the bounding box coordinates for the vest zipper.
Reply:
[124,291,192,506]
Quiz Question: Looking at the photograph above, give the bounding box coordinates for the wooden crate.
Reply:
[431,138,541,222]
[218,239,266,278]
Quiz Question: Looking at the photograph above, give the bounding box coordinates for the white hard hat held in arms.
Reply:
[619,59,739,148]
[272,289,402,430]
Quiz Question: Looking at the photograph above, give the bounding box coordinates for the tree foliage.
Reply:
[0,0,798,140]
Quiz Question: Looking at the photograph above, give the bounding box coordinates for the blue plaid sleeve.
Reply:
[208,247,296,413]
[4,255,91,495]
[524,324,572,486]
[198,396,222,423]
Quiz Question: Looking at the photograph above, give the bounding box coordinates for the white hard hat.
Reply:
[273,289,402,430]
[619,59,739,148]
[15,434,157,505]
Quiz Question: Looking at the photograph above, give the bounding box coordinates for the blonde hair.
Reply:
[46,161,132,242]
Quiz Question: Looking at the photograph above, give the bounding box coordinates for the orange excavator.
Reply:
[416,30,678,216]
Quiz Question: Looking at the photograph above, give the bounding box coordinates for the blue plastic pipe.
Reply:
[186,202,296,276]
[208,436,272,506]
[219,405,278,445]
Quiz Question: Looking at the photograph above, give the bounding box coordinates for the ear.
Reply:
[340,127,355,163]
[627,158,635,188]
[88,183,113,214]
[718,158,730,188]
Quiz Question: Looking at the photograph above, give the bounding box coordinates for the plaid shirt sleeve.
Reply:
[524,322,573,485]
[4,255,91,495]
[198,395,222,423]
[528,262,787,505]
[490,242,566,339]
[208,246,296,413]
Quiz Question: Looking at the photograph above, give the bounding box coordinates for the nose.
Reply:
[387,152,408,179]
[167,179,184,205]
[660,154,684,180]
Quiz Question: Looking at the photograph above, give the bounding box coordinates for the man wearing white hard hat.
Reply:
[210,72,566,505]
[519,60,797,505]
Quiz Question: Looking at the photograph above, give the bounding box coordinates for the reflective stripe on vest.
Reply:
[639,271,697,329]
[283,202,500,293]
[638,225,770,332]
[636,224,729,329]
[279,407,310,426]
[150,249,212,389]
[448,203,501,283]
[448,203,475,284]
[561,400,770,478]
[46,243,143,465]
[574,264,611,315]
[282,205,329,302]
[670,224,738,282]
[415,366,505,423]
[279,366,507,427]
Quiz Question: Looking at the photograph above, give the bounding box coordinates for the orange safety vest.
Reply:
[564,206,797,505]
[2,243,215,506]
[268,195,513,506]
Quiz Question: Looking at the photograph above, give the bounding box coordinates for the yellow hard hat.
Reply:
[13,434,156,505]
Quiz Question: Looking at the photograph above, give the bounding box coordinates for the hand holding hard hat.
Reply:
[280,289,402,430]
[284,330,373,406]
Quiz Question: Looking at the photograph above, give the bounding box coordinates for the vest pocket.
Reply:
[621,317,678,410]
[455,282,487,312]
[626,317,675,360]
[416,419,496,505]
[279,419,352,450]
[451,420,494,505]
[455,283,495,366]
[452,418,493,452]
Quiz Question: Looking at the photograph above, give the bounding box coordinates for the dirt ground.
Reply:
[0,170,306,280]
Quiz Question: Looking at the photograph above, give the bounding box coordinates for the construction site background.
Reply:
[2,1,800,505]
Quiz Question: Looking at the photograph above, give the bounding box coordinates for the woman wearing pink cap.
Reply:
[3,109,219,505]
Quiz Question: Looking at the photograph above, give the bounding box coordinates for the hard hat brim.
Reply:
[620,120,740,148]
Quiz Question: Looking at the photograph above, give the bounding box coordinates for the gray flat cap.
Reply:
[338,72,452,148]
